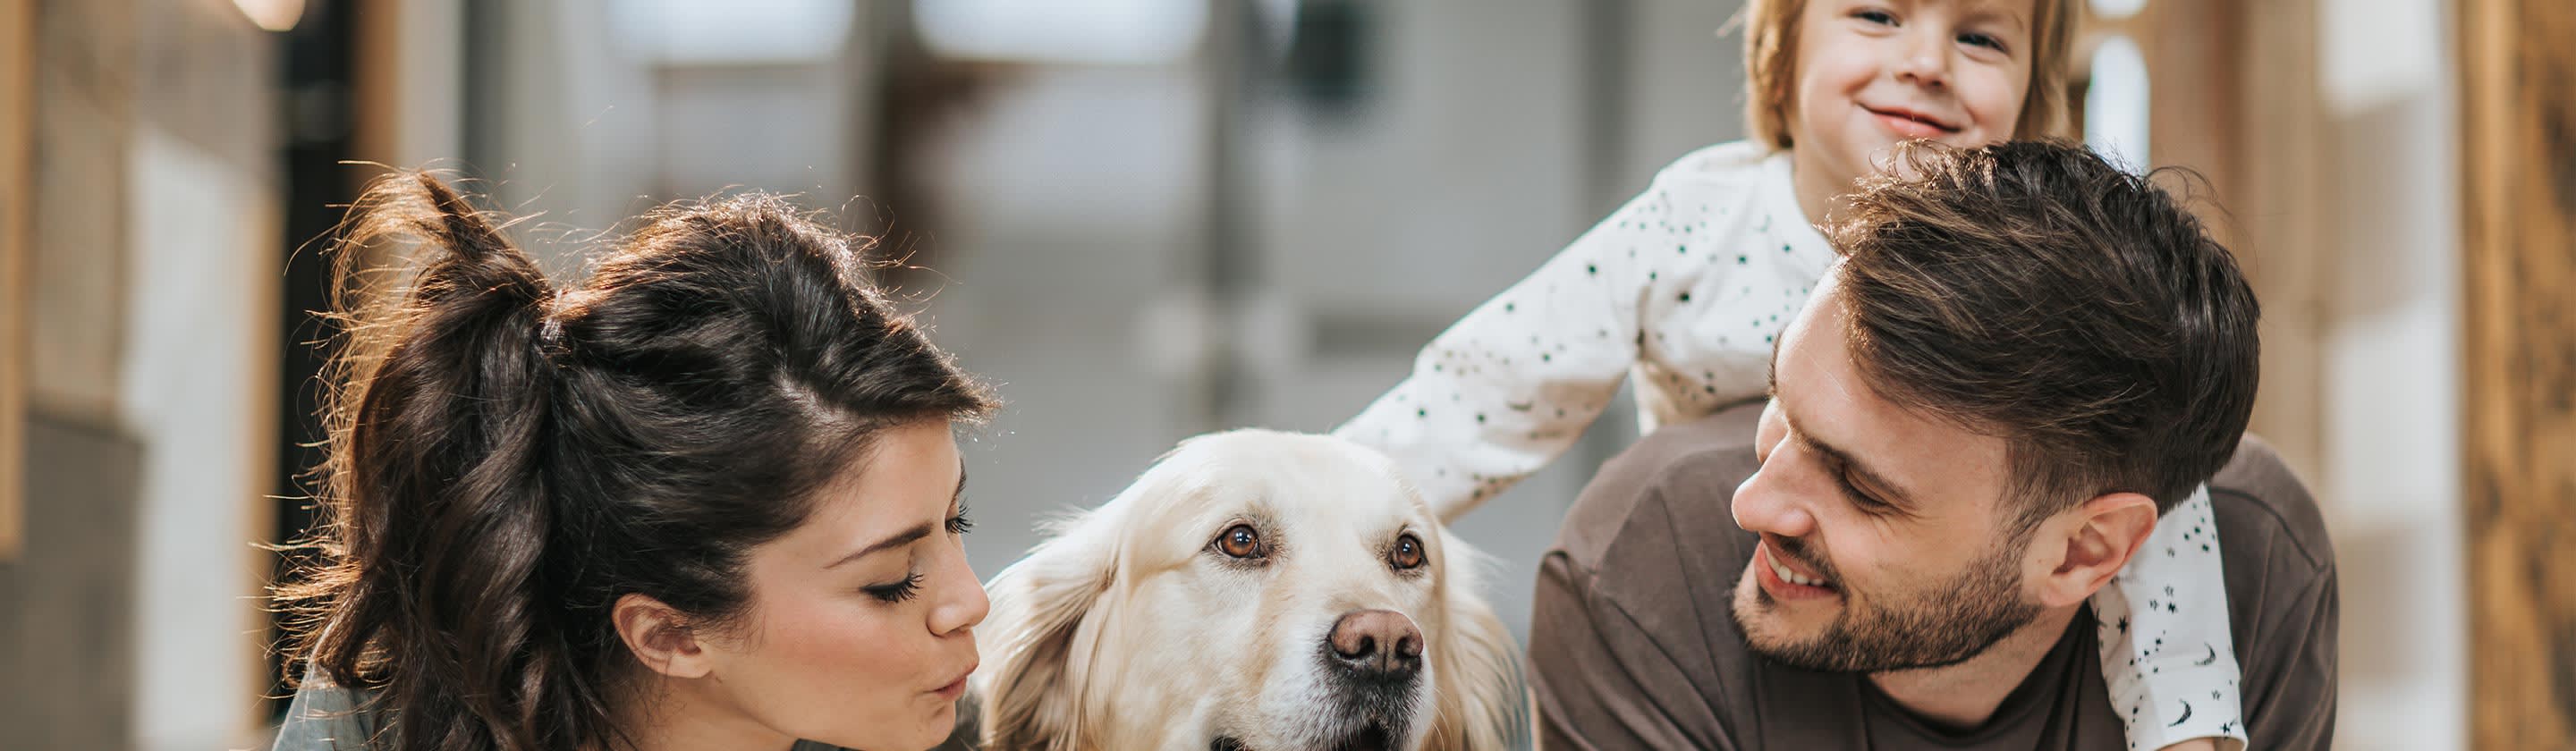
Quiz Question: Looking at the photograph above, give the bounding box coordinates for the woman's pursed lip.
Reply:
[933,662,976,697]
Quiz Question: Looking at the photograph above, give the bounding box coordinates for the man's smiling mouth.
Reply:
[1768,551,1830,587]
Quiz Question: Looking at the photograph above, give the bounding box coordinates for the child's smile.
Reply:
[1789,0,2035,218]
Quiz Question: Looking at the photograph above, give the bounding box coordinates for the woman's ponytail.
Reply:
[283,172,572,751]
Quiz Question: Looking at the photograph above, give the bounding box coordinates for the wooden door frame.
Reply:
[0,0,32,562]
[2072,0,2329,485]
[2459,0,2576,747]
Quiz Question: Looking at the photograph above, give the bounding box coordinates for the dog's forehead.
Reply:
[1148,430,1430,524]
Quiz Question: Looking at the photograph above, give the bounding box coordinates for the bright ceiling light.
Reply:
[233,0,305,31]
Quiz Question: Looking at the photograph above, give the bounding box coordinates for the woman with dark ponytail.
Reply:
[271,172,997,751]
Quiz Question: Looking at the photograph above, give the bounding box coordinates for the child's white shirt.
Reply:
[1335,140,2248,751]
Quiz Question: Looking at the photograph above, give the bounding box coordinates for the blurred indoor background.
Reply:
[1,0,2568,749]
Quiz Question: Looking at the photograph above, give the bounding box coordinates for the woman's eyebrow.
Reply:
[828,466,970,570]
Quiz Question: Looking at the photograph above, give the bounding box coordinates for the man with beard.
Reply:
[1526,141,2336,750]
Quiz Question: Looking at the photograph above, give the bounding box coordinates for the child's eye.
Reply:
[1852,8,1899,25]
[1959,31,2007,52]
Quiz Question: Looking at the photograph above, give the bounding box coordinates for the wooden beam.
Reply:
[0,0,32,561]
[2232,0,2332,487]
[2460,0,2576,747]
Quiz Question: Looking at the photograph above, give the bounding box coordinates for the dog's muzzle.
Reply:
[1208,610,1430,751]
[1320,609,1424,750]
[1326,609,1424,684]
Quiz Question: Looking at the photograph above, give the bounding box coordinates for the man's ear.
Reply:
[2031,492,2157,608]
[614,593,715,679]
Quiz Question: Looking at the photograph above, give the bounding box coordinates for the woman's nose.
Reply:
[930,548,990,637]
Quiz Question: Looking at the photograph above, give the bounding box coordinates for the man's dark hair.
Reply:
[1829,140,2260,529]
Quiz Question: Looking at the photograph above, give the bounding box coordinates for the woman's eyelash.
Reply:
[864,572,925,603]
[946,503,974,535]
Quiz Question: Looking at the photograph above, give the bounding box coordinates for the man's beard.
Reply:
[1728,535,2042,673]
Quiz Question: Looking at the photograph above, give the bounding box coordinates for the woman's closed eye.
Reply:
[864,572,925,603]
[946,502,973,536]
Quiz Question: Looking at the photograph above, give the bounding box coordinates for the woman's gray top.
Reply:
[270,670,979,751]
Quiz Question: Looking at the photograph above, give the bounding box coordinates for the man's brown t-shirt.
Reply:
[1527,404,2338,750]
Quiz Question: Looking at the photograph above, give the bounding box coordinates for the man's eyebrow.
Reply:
[1774,402,1920,511]
[1767,333,1783,396]
[826,462,970,570]
[1799,426,1921,511]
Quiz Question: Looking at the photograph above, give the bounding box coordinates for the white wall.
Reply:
[115,2,284,747]
[123,111,282,751]
[2314,0,2465,747]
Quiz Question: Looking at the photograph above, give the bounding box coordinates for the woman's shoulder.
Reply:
[269,671,383,751]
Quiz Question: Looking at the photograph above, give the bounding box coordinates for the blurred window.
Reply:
[608,0,854,64]
[2083,34,2150,170]
[915,0,1206,65]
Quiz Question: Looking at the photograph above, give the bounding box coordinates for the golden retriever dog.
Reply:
[970,430,1528,751]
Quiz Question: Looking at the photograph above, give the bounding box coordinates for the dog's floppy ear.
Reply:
[974,510,1117,751]
[1424,534,1533,751]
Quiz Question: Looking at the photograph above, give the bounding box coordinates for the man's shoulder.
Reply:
[2207,435,2335,578]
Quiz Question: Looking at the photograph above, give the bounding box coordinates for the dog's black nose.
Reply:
[1326,609,1423,679]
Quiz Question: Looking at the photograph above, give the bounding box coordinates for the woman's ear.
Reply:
[2032,492,2158,608]
[613,593,715,679]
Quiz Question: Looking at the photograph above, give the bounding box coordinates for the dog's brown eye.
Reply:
[1217,524,1264,559]
[1390,534,1426,570]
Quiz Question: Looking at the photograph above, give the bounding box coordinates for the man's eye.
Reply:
[1837,477,1894,514]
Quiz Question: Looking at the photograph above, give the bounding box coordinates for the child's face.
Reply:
[1789,0,2034,189]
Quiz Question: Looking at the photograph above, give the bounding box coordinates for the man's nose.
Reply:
[1733,443,1818,538]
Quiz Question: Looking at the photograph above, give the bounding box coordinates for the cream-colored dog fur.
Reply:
[971,430,1527,751]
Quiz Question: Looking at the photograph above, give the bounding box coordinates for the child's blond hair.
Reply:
[1740,0,2078,150]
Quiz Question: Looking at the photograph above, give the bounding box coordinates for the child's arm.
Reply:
[1335,184,1711,521]
[2092,486,2249,751]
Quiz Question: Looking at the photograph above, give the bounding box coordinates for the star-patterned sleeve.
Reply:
[1334,170,1737,520]
[2093,486,2250,751]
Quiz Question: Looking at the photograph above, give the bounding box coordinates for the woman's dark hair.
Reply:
[275,172,996,751]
